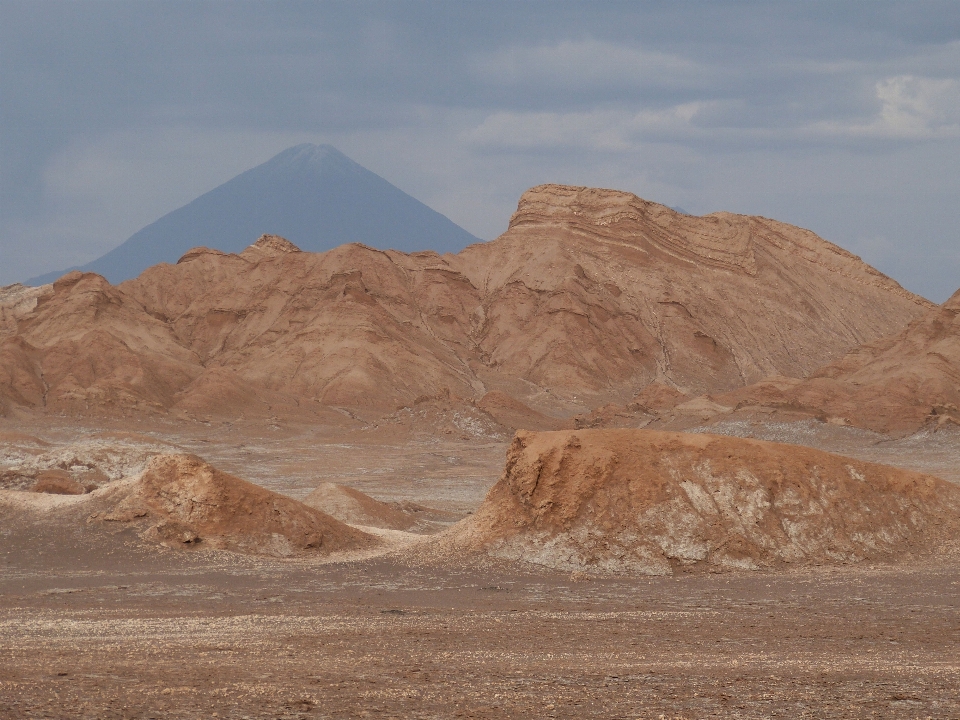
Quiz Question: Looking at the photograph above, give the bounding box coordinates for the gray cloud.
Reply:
[1,0,958,301]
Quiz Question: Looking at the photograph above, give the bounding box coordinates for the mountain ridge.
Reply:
[3,184,933,423]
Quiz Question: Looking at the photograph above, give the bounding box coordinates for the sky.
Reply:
[1,1,959,301]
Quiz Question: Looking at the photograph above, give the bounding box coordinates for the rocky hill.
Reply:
[1,185,932,420]
[457,185,928,400]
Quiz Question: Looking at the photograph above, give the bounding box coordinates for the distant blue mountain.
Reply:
[28,144,481,285]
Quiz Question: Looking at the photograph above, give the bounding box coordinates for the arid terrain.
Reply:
[2,185,959,719]
[2,415,959,719]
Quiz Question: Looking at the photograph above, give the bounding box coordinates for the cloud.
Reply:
[874,75,960,136]
[3,3,960,300]
[465,72,960,152]
[470,39,705,91]
[811,74,960,139]
[463,104,706,151]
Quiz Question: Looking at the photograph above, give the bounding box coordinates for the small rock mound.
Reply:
[30,469,88,495]
[302,483,461,533]
[98,454,376,556]
[303,483,416,531]
[443,429,960,575]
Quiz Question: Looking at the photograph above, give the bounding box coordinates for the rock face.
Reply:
[30,469,87,495]
[715,287,960,433]
[96,454,376,556]
[459,185,927,401]
[446,429,960,575]
[0,271,202,414]
[242,233,303,258]
[0,283,51,336]
[1,185,931,419]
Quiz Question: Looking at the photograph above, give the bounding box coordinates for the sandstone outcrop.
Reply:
[0,271,201,414]
[453,185,928,404]
[0,283,52,337]
[30,469,87,495]
[443,429,960,575]
[0,185,931,419]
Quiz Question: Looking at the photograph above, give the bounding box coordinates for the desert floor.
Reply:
[2,415,959,719]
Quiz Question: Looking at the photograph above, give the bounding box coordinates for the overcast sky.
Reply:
[2,1,959,301]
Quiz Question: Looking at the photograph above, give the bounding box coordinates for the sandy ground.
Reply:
[2,413,959,719]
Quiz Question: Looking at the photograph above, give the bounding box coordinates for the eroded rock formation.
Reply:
[443,429,960,574]
[93,454,377,556]
[0,186,931,419]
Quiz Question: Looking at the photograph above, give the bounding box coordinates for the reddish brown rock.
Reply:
[443,429,960,575]
[629,382,691,415]
[30,469,85,496]
[98,454,377,556]
[715,288,960,433]
[303,483,417,531]
[0,187,931,419]
[475,391,568,431]
[452,185,928,402]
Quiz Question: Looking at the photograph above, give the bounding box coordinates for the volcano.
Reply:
[27,144,480,285]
